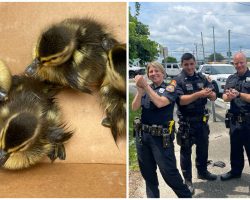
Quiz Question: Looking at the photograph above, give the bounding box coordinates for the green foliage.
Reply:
[129,93,140,171]
[129,7,159,65]
[162,56,177,63]
[208,53,225,62]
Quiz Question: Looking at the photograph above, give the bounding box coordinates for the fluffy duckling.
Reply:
[0,76,73,170]
[25,17,118,93]
[0,60,12,101]
[100,44,126,141]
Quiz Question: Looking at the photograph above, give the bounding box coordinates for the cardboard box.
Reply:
[0,2,126,198]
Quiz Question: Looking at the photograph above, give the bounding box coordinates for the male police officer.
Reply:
[174,53,217,195]
[221,52,250,181]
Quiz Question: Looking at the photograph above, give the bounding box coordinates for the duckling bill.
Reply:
[100,44,126,141]
[25,17,118,93]
[0,60,12,101]
[0,76,73,170]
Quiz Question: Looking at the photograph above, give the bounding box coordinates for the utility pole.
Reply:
[162,47,166,65]
[211,26,216,122]
[195,43,198,61]
[228,30,231,64]
[213,26,216,63]
[201,32,205,63]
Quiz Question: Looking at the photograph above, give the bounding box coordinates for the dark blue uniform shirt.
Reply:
[224,69,250,114]
[174,70,214,116]
[141,81,177,126]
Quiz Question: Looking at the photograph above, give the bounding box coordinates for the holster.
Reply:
[225,110,231,128]
[203,109,210,124]
[133,117,142,144]
[176,121,191,148]
[162,120,175,148]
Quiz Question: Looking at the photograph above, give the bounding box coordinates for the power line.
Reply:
[137,6,250,17]
[231,31,250,37]
[236,2,250,6]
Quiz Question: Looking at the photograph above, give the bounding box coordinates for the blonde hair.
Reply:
[146,61,166,78]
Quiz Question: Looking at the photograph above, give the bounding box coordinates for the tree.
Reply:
[208,53,225,62]
[162,56,177,63]
[129,6,159,65]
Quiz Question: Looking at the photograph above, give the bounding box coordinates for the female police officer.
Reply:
[132,61,191,198]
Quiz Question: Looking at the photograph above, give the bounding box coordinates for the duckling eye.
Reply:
[4,113,38,150]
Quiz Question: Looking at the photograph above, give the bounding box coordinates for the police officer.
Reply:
[221,52,250,181]
[174,53,217,195]
[132,61,191,198]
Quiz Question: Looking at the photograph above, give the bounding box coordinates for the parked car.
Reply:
[198,64,236,96]
[129,60,145,78]
[163,63,181,78]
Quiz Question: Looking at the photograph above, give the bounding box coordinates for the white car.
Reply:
[198,64,236,96]
[163,63,181,78]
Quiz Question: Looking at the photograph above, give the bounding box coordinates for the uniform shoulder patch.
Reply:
[169,80,177,87]
[166,85,175,92]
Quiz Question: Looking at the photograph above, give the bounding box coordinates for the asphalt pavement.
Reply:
[129,80,250,198]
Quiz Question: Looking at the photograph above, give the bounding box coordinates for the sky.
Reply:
[129,2,250,62]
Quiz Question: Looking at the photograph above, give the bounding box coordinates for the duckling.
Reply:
[0,60,12,101]
[25,17,118,93]
[100,44,126,141]
[0,76,73,170]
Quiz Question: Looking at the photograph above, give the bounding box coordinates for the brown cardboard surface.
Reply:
[0,2,126,197]
[0,163,126,198]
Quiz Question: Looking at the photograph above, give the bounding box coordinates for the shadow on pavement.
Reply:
[193,173,250,198]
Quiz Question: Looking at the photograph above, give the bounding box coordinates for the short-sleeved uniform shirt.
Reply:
[174,70,214,116]
[224,69,250,114]
[141,81,177,126]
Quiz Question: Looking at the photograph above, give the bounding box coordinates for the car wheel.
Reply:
[129,71,135,79]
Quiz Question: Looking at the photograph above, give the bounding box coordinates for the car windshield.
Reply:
[211,66,236,75]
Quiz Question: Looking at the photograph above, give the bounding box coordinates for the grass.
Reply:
[129,93,141,171]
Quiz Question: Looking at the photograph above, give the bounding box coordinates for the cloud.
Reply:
[131,2,250,60]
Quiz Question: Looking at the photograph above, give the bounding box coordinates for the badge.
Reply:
[169,80,177,87]
[159,88,165,93]
[185,83,193,91]
[166,85,175,92]
[246,77,250,82]
[197,82,204,89]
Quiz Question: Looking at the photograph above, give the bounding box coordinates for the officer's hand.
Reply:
[226,88,239,100]
[231,89,240,97]
[134,75,148,89]
[198,88,212,98]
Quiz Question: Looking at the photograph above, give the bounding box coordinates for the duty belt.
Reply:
[142,124,169,136]
[229,113,250,123]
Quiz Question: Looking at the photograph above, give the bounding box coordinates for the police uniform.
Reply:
[174,70,214,181]
[223,69,250,176]
[135,81,191,198]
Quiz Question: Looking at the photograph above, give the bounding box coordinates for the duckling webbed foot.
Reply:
[48,144,66,162]
[101,117,111,128]
[47,125,73,143]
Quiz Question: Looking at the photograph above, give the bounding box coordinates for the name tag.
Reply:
[246,77,250,82]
